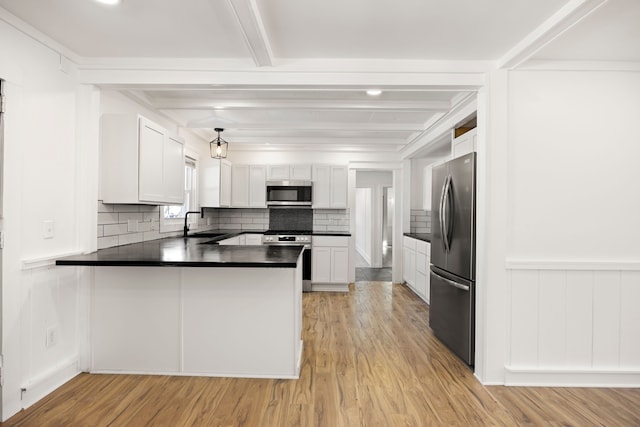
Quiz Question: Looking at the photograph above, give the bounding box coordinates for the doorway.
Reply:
[354,171,393,282]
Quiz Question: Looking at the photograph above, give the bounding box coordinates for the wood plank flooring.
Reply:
[3,281,639,426]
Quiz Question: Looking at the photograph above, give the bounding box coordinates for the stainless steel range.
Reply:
[263,231,312,291]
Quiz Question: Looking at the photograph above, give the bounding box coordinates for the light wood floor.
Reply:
[3,282,639,426]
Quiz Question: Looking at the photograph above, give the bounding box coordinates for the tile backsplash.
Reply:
[98,203,350,249]
[313,209,350,233]
[97,201,218,249]
[410,209,432,234]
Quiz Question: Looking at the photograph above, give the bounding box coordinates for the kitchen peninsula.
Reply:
[56,236,304,379]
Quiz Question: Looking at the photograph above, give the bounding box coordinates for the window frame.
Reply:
[160,151,199,234]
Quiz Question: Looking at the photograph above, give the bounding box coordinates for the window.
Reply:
[160,157,198,232]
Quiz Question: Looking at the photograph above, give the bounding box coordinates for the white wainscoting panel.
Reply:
[505,260,640,386]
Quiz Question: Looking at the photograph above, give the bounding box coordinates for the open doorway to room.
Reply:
[354,171,393,282]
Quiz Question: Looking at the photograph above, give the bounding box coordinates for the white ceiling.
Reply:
[1,0,638,156]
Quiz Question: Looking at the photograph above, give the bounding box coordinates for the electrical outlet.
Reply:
[43,220,54,239]
[45,326,58,348]
[127,219,138,232]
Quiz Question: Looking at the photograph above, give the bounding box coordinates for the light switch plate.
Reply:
[43,220,54,239]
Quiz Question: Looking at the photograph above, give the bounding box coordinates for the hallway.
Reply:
[355,245,392,282]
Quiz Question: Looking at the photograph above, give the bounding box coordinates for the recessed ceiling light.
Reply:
[95,0,122,5]
[366,89,382,96]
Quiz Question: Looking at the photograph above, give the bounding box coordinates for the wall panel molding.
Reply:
[506,262,640,387]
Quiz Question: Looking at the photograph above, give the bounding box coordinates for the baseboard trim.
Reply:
[311,283,349,292]
[21,357,81,409]
[504,366,640,387]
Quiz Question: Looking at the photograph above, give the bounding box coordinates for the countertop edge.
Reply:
[403,232,431,243]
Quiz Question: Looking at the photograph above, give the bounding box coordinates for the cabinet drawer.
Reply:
[313,236,349,247]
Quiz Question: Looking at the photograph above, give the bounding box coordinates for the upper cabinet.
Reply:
[101,114,185,205]
[267,164,312,181]
[312,165,348,209]
[231,164,266,208]
[200,158,232,208]
[452,116,477,159]
[452,128,477,159]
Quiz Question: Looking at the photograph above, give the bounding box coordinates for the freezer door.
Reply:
[429,267,475,366]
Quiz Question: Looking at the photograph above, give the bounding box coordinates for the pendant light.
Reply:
[210,128,229,159]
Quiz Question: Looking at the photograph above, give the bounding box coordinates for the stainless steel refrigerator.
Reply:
[430,152,476,366]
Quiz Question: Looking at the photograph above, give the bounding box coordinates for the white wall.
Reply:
[494,69,640,386]
[355,188,372,265]
[0,19,90,419]
[356,171,392,267]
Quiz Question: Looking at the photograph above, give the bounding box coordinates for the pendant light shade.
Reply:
[210,128,229,159]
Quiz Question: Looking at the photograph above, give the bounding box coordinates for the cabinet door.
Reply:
[249,165,266,207]
[244,234,263,245]
[200,158,221,207]
[267,165,290,180]
[138,120,166,203]
[290,165,312,180]
[231,165,250,207]
[220,161,232,207]
[403,246,416,286]
[330,166,348,208]
[163,135,185,204]
[312,247,331,283]
[312,165,331,208]
[331,247,349,283]
[453,128,477,159]
[415,271,427,300]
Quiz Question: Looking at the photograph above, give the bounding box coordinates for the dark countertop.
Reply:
[56,237,304,268]
[312,232,351,237]
[403,233,431,243]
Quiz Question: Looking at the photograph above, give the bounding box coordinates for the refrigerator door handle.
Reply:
[431,270,470,292]
[442,175,452,252]
[438,176,448,253]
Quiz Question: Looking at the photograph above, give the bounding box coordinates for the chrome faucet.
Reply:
[184,210,202,237]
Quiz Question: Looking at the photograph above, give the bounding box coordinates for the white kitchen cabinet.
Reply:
[232,165,266,208]
[312,236,349,284]
[249,165,267,207]
[244,234,263,245]
[403,236,430,304]
[231,165,250,207]
[218,235,243,245]
[101,114,185,205]
[267,164,311,181]
[291,165,312,180]
[403,236,416,287]
[200,158,232,208]
[312,165,348,209]
[452,128,477,159]
[218,234,263,245]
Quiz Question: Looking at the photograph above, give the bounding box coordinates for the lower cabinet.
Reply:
[403,236,430,304]
[217,234,263,246]
[312,236,349,284]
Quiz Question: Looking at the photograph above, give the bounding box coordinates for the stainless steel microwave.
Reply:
[266,180,312,206]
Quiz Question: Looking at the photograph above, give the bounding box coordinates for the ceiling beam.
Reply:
[498,0,608,69]
[226,0,274,67]
[185,121,427,132]
[154,98,452,111]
